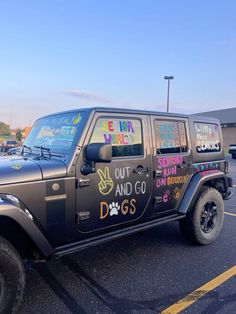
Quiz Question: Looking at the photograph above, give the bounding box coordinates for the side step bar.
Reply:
[55,213,184,257]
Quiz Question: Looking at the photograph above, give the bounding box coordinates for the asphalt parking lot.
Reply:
[15,155,236,314]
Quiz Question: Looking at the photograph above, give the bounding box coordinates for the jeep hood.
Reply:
[0,156,67,185]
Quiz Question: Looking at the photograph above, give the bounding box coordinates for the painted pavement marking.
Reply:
[225,211,236,217]
[160,265,236,314]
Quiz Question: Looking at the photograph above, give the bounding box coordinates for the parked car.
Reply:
[228,144,236,159]
[1,139,18,152]
[7,146,21,155]
[0,107,233,312]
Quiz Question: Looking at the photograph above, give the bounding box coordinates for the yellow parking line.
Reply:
[160,265,236,314]
[225,211,236,217]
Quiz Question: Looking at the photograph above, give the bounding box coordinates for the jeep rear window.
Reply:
[90,118,143,157]
[24,111,86,154]
[194,122,221,153]
[154,120,188,154]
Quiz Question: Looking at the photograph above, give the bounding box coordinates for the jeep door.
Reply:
[76,112,152,233]
[151,116,193,214]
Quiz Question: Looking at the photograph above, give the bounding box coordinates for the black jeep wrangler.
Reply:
[0,107,232,312]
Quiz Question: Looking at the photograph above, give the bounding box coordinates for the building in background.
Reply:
[197,107,236,148]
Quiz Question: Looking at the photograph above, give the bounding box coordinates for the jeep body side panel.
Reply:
[0,177,77,247]
[150,115,194,215]
[75,111,153,233]
[0,201,54,257]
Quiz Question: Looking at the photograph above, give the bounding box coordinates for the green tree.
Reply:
[16,129,22,142]
[0,122,11,135]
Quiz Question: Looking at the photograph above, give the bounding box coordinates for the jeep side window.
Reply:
[90,118,144,157]
[194,122,221,153]
[154,120,188,154]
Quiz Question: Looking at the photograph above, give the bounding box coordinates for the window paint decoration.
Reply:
[91,119,141,145]
[157,121,179,149]
[194,123,220,153]
[90,118,143,157]
[101,120,135,145]
[24,111,85,153]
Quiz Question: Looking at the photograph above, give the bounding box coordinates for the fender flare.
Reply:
[0,197,54,257]
[178,171,229,215]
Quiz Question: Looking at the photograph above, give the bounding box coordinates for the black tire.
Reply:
[232,154,236,159]
[179,187,224,245]
[0,236,25,313]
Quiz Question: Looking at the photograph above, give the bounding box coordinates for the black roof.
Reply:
[41,106,189,119]
[39,106,219,123]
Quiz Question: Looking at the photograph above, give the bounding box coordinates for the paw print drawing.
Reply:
[173,187,181,200]
[163,190,171,203]
[109,202,120,216]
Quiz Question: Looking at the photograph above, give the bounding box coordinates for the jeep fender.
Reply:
[0,196,54,257]
[178,171,229,215]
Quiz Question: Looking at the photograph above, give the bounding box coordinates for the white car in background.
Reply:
[7,146,21,155]
[229,144,236,159]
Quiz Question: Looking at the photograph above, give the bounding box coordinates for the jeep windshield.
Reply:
[23,111,87,155]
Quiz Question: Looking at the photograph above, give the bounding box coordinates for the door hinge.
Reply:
[154,196,162,205]
[78,178,91,188]
[77,212,90,223]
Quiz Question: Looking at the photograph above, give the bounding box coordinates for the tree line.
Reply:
[0,121,23,142]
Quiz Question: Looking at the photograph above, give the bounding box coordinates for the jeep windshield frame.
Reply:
[23,110,88,155]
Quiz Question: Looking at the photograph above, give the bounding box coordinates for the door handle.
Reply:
[155,170,163,177]
[133,166,150,175]
[177,162,187,169]
[177,161,192,169]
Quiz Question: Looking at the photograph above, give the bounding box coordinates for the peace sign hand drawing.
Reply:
[98,167,114,195]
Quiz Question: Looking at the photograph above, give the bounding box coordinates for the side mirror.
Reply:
[81,143,112,175]
[86,143,112,163]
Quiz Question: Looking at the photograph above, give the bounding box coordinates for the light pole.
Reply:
[164,76,174,112]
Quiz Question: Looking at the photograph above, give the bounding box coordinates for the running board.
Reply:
[55,213,184,257]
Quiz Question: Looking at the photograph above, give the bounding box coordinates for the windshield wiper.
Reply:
[21,145,32,155]
[34,146,51,157]
[34,146,63,158]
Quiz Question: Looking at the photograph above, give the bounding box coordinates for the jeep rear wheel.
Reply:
[179,187,224,245]
[0,236,25,313]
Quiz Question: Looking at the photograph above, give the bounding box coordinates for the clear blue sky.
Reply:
[0,0,235,128]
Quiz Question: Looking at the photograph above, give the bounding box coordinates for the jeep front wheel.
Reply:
[0,235,25,313]
[179,187,224,245]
